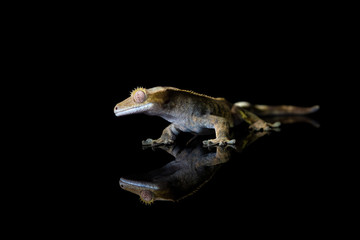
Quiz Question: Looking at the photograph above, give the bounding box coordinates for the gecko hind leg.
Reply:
[249,119,281,131]
[233,105,281,131]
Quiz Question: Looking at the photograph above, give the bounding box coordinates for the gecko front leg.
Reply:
[200,115,236,147]
[142,124,180,146]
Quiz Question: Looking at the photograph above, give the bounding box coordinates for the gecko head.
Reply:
[114,87,154,116]
[114,86,171,117]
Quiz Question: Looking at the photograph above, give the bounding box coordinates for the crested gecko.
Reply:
[114,86,319,147]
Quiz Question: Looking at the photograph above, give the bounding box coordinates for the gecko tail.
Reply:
[234,102,320,116]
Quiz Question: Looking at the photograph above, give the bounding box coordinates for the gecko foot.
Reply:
[142,138,174,146]
[249,120,281,131]
[203,138,236,147]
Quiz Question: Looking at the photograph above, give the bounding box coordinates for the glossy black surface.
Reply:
[64,78,327,232]
[16,5,342,237]
[110,115,324,208]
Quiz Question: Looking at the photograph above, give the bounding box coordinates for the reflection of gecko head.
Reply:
[119,175,194,204]
[119,178,158,204]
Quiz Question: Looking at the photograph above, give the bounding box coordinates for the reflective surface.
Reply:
[119,131,267,204]
[57,109,328,236]
[117,115,322,205]
[23,10,336,235]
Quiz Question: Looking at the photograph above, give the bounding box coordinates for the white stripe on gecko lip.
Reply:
[114,103,154,116]
[119,178,159,190]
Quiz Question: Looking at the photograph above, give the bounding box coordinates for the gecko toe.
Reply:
[142,138,154,145]
[203,139,235,147]
[220,139,236,146]
[142,138,174,146]
[202,140,213,147]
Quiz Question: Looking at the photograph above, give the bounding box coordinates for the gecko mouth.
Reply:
[114,103,154,116]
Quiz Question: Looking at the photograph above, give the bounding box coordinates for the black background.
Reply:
[17,4,340,237]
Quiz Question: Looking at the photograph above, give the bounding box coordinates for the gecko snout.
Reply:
[114,105,120,115]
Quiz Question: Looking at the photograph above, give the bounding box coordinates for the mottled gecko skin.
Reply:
[114,86,318,146]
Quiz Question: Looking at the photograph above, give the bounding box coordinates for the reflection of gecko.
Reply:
[114,86,319,146]
[120,131,268,204]
[120,142,230,204]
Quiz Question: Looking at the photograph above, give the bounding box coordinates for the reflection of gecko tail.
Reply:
[263,115,320,128]
[235,102,319,116]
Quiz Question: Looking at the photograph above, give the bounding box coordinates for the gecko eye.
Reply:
[139,190,154,205]
[133,90,147,103]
